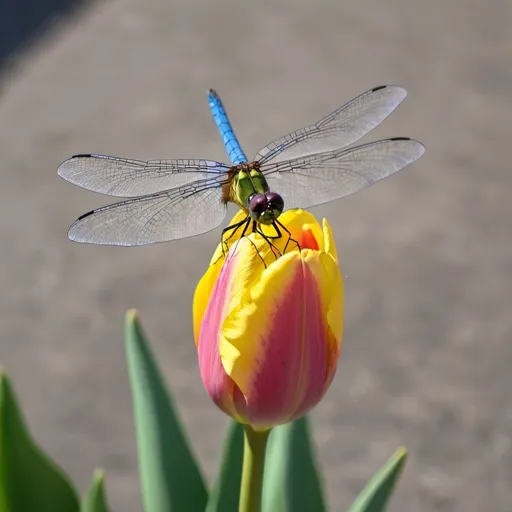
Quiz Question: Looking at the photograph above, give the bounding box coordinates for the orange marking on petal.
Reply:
[299,227,320,250]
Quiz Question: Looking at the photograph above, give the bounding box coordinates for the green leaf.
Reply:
[205,420,244,512]
[262,416,326,512]
[0,369,80,512]
[81,469,110,512]
[347,447,407,512]
[125,310,208,512]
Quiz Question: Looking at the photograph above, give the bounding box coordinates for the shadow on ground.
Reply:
[0,0,88,68]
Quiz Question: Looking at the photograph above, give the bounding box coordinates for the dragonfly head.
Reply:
[248,192,284,225]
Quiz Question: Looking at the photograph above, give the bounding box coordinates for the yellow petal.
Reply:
[221,238,268,324]
[193,260,223,345]
[322,217,339,263]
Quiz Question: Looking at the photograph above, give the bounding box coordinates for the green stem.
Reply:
[239,425,270,512]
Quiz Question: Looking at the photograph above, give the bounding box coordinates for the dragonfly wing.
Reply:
[256,85,407,164]
[262,138,425,210]
[58,154,229,197]
[67,181,227,246]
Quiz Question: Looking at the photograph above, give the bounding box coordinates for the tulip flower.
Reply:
[193,209,343,430]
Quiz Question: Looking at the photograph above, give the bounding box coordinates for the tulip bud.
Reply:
[193,210,343,430]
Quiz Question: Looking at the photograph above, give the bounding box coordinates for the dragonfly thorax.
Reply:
[248,191,284,225]
[229,162,283,224]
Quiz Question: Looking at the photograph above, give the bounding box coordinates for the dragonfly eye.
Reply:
[266,192,284,212]
[248,193,268,214]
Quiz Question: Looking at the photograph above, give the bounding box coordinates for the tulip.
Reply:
[193,209,343,430]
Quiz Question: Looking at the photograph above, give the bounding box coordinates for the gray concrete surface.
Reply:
[0,0,511,510]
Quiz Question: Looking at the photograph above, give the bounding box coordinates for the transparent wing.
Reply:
[67,180,227,246]
[261,138,425,210]
[58,154,230,197]
[256,85,407,164]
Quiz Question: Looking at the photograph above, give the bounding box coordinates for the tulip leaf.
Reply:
[205,420,244,512]
[0,369,80,512]
[81,469,110,512]
[125,310,208,512]
[347,447,407,512]
[262,416,326,512]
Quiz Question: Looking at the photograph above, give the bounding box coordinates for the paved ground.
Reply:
[0,0,511,510]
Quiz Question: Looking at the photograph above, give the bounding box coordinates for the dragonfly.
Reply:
[58,85,424,251]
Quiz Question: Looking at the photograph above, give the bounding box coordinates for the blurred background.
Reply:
[0,0,511,510]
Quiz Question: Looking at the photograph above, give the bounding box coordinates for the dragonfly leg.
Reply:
[255,220,298,252]
[273,219,300,254]
[227,219,269,268]
[254,226,284,261]
[217,217,281,268]
[217,217,267,268]
[221,217,250,257]
[244,237,268,268]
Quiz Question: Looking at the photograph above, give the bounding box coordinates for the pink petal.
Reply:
[233,255,330,427]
